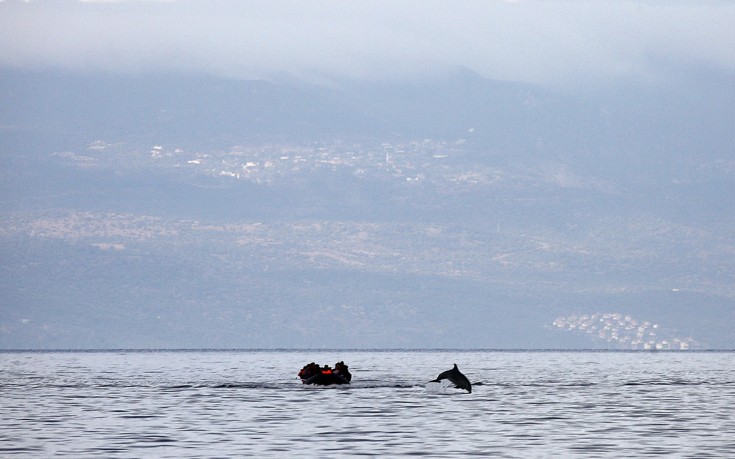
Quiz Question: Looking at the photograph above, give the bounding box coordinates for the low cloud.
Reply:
[1,0,733,87]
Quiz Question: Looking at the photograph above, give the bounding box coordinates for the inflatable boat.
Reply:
[298,361,352,385]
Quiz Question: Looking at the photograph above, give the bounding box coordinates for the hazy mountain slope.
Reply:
[1,69,733,349]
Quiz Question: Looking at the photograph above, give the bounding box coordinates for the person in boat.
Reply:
[333,361,352,382]
[298,362,321,380]
[297,363,308,379]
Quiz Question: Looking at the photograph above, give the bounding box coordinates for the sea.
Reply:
[1,350,733,458]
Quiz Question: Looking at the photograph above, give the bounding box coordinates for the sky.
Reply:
[1,0,734,88]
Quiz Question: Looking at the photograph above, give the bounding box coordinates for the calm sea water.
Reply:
[1,350,733,458]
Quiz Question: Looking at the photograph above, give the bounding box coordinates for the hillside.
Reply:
[1,70,733,348]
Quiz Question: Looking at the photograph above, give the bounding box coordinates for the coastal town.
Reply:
[143,137,506,188]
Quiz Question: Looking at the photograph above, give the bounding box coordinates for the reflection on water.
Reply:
[1,351,734,457]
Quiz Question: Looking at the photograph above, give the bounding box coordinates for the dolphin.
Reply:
[431,363,472,393]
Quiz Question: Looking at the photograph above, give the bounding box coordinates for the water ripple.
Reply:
[1,351,734,457]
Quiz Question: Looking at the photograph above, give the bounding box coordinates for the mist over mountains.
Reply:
[1,68,733,349]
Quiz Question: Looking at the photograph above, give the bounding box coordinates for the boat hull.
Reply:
[302,373,350,385]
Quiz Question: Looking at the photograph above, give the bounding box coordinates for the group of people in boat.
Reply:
[298,361,352,385]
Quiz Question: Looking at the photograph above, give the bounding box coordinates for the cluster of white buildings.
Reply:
[146,139,470,185]
[552,313,698,350]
